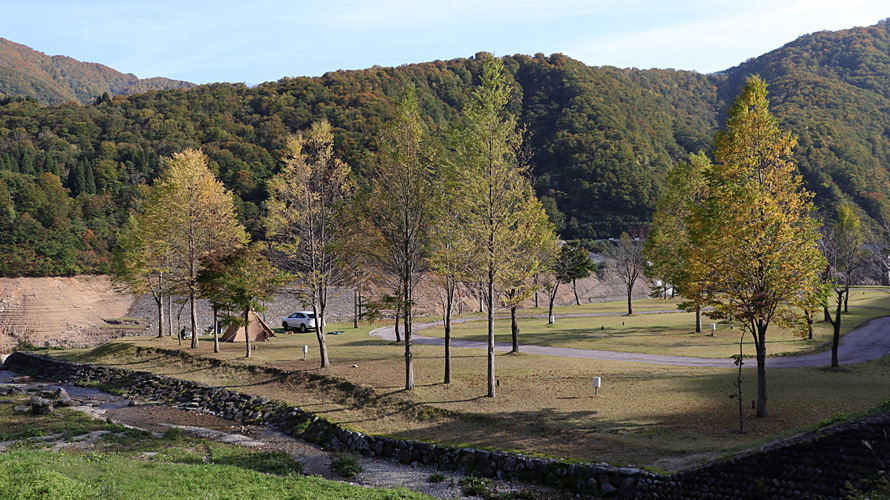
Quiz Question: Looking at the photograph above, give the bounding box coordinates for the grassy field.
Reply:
[420,289,890,358]
[0,398,431,500]
[49,288,890,473]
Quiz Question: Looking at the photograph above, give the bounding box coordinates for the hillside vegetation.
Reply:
[0,38,194,105]
[1,20,890,276]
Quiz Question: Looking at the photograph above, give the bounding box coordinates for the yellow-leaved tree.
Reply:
[686,75,824,418]
[139,149,249,349]
[265,120,355,368]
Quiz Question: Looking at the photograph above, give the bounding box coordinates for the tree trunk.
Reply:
[695,305,702,333]
[404,277,414,391]
[314,304,330,368]
[755,321,768,418]
[736,329,745,434]
[189,288,199,349]
[510,306,519,353]
[244,308,251,358]
[394,303,401,343]
[444,287,452,385]
[487,272,496,398]
[155,294,165,338]
[626,286,634,315]
[843,284,850,313]
[572,279,580,305]
[353,286,359,329]
[167,294,173,336]
[547,283,560,324]
[829,289,845,367]
[805,309,814,340]
[212,305,220,353]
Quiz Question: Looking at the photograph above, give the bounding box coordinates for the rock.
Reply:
[56,398,77,407]
[53,387,69,399]
[29,397,54,415]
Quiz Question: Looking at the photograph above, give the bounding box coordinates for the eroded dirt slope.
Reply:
[0,276,136,352]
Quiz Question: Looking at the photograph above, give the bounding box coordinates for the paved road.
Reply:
[369,313,890,368]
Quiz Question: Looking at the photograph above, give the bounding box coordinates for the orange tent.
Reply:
[219,311,275,342]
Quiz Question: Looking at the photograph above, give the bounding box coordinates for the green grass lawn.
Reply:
[0,397,432,500]
[415,288,890,358]
[0,450,429,500]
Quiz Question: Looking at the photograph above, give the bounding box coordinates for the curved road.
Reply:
[369,313,890,368]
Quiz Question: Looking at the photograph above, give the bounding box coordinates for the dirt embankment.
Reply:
[0,276,136,353]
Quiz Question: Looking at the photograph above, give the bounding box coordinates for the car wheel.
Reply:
[282,322,289,331]
[300,324,307,333]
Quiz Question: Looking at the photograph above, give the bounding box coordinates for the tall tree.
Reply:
[429,164,477,384]
[500,199,557,353]
[143,149,248,348]
[454,56,545,398]
[686,75,825,418]
[644,152,711,332]
[606,233,646,315]
[112,209,174,339]
[365,86,437,391]
[545,242,595,323]
[820,202,869,367]
[265,120,354,368]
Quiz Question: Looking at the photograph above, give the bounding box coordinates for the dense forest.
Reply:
[0,20,889,276]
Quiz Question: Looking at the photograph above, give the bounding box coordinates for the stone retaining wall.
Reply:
[5,350,889,499]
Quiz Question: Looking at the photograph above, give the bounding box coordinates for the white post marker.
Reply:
[711,323,716,337]
[592,376,602,396]
[302,345,309,360]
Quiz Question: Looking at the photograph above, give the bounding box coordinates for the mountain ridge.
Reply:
[0,38,194,105]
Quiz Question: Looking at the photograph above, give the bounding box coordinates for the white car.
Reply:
[282,311,323,333]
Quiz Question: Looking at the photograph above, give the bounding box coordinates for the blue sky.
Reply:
[1,1,887,85]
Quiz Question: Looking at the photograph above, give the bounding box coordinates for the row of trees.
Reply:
[114,57,573,399]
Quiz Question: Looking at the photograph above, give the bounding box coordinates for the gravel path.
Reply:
[370,312,890,368]
[0,368,572,500]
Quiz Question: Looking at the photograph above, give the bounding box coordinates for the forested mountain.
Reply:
[0,20,889,276]
[0,38,194,105]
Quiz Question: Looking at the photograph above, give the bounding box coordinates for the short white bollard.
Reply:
[592,376,602,396]
[302,345,309,360]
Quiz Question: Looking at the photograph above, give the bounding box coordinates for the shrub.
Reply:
[458,476,493,497]
[331,453,363,478]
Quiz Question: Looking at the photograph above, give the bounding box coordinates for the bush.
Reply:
[427,472,446,483]
[331,453,363,478]
[458,476,493,497]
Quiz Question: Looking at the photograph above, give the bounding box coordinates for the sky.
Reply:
[1,0,888,86]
